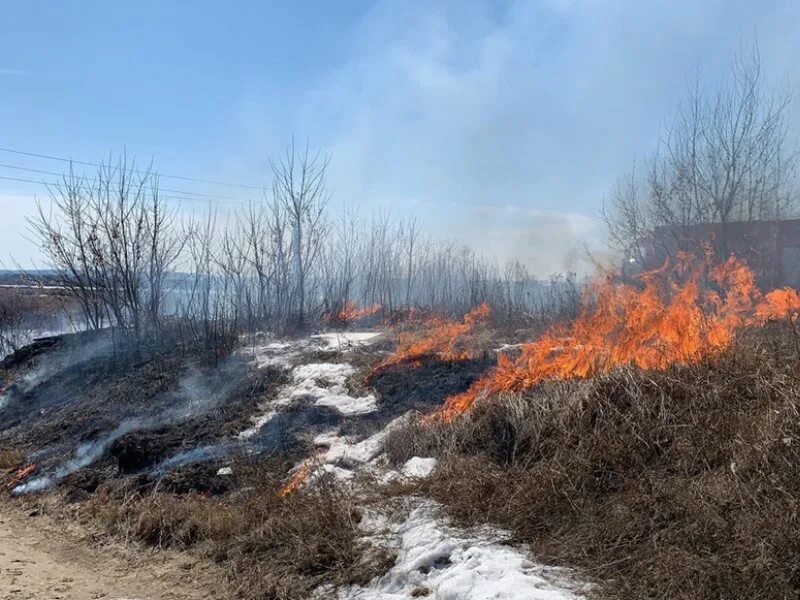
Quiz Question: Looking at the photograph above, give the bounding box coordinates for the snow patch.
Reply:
[495,343,524,354]
[329,500,582,600]
[241,358,378,437]
[240,340,300,369]
[312,331,382,351]
[238,410,277,439]
[241,331,381,370]
[284,415,411,491]
[402,457,437,478]
[313,429,387,468]
[315,393,378,416]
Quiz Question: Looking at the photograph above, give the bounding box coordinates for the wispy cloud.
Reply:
[0,67,32,76]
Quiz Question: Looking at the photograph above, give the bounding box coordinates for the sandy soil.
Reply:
[0,499,225,600]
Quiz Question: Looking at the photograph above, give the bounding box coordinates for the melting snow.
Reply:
[312,331,382,351]
[330,500,582,600]
[495,343,524,354]
[315,393,377,415]
[402,457,437,478]
[313,429,387,468]
[238,411,278,439]
[240,340,299,369]
[289,363,377,414]
[283,416,410,488]
[241,333,381,438]
[382,457,438,484]
[240,331,382,369]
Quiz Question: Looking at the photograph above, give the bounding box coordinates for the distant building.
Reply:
[623,219,800,289]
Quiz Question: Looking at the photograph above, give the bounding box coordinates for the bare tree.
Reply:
[270,141,330,328]
[606,44,799,262]
[29,156,185,342]
[401,217,420,310]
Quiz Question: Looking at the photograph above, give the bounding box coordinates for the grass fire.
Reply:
[429,254,800,422]
[3,8,800,600]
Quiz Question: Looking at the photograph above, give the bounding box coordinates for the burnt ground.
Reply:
[340,355,495,437]
[0,332,505,599]
[0,332,291,496]
[0,332,495,500]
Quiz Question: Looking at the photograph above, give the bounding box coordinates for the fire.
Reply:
[326,302,382,324]
[278,464,311,497]
[5,463,36,489]
[430,255,800,422]
[756,288,800,321]
[377,303,491,369]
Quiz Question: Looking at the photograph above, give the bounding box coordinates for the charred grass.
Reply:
[84,460,393,600]
[385,323,800,599]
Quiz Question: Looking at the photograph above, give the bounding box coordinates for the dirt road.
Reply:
[0,500,224,600]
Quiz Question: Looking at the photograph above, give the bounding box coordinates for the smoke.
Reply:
[450,206,604,276]
[13,418,140,494]
[150,442,239,475]
[9,332,114,396]
[0,333,115,426]
[13,359,246,494]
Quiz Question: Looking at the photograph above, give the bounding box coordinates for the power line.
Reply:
[0,174,249,206]
[0,146,266,191]
[0,163,243,202]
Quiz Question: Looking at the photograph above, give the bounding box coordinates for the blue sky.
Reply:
[2,0,800,273]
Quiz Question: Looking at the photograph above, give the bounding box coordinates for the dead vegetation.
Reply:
[85,461,392,600]
[0,448,24,470]
[1,331,398,598]
[385,323,800,599]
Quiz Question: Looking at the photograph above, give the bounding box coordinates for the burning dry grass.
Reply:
[86,461,393,599]
[324,302,383,325]
[0,449,38,491]
[433,254,800,421]
[376,303,492,370]
[386,324,800,599]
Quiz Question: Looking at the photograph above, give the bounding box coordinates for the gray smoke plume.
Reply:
[150,442,239,475]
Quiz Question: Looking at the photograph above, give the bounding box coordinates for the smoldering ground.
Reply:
[0,332,291,493]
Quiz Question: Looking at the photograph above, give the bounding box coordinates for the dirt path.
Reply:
[0,500,225,600]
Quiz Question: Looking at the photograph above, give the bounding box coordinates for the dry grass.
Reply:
[0,448,24,470]
[386,323,800,599]
[86,461,393,599]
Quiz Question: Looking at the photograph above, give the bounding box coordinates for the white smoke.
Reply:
[13,419,139,494]
[13,360,245,494]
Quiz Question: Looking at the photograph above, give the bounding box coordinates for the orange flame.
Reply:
[278,465,311,497]
[430,256,800,422]
[377,303,491,369]
[756,288,800,321]
[326,302,382,324]
[6,463,36,489]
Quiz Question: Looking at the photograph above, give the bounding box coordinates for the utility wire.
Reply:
[0,163,243,202]
[0,146,265,191]
[0,174,249,205]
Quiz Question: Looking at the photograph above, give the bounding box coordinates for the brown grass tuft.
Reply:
[86,461,393,599]
[389,323,800,599]
[0,448,24,470]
